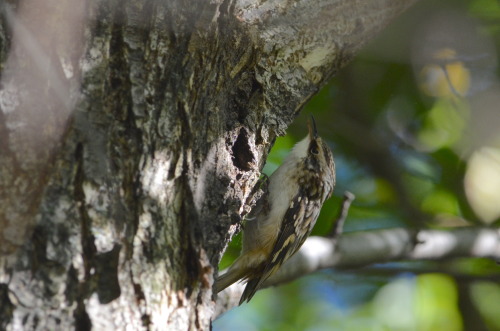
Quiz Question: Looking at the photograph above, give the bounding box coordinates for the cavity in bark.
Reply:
[231,128,253,171]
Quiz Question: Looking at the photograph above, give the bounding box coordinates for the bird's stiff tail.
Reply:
[215,266,246,293]
[239,277,261,304]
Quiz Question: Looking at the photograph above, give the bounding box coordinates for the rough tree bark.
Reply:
[0,0,417,330]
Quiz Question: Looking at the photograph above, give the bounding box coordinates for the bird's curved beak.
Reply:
[308,116,318,139]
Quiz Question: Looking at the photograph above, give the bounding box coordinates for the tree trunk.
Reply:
[0,0,416,329]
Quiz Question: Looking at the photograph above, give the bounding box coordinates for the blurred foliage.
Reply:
[215,0,500,329]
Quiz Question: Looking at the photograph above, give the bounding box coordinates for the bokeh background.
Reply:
[215,0,500,330]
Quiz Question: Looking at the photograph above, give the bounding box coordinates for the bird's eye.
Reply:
[310,144,319,155]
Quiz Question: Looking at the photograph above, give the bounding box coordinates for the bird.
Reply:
[216,117,335,304]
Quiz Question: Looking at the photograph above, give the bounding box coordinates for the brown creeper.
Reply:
[216,117,335,304]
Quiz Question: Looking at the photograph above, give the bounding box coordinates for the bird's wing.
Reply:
[240,190,320,303]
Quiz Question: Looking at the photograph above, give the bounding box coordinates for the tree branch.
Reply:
[215,226,500,317]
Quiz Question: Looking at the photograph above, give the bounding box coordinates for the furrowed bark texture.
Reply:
[0,0,416,329]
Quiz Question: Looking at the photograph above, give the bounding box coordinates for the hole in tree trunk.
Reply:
[231,128,254,171]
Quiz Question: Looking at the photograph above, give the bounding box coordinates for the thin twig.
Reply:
[328,191,355,238]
